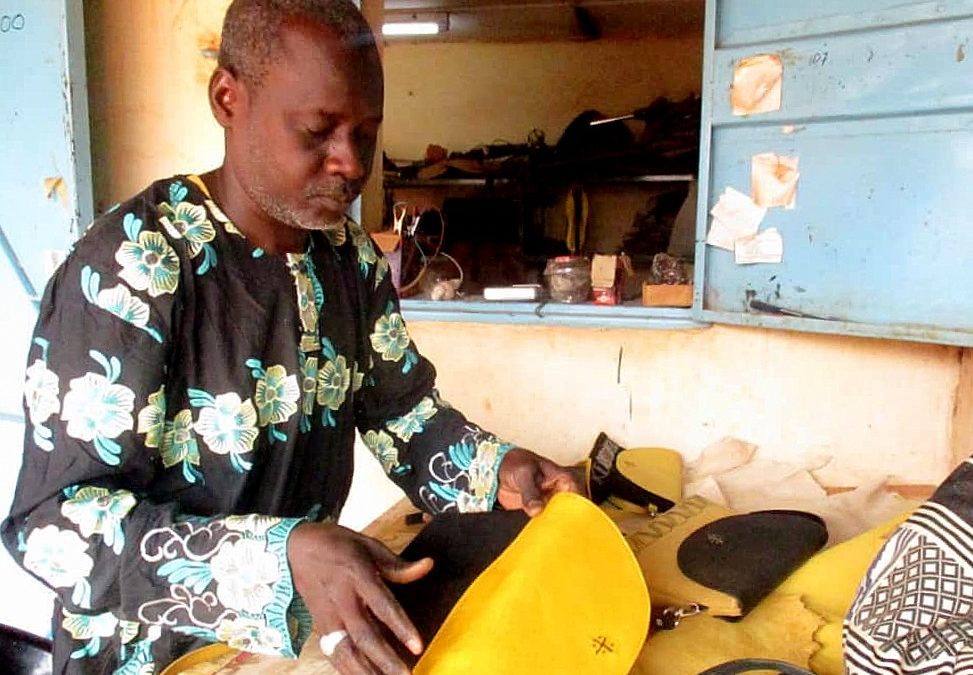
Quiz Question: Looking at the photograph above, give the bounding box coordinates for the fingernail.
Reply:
[408,638,423,654]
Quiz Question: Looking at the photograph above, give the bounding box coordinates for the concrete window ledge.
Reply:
[400,298,709,330]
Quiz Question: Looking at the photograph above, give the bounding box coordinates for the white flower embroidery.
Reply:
[61,487,137,555]
[95,284,151,328]
[115,231,180,297]
[24,359,60,426]
[137,386,167,449]
[468,440,501,498]
[24,525,94,590]
[194,393,259,457]
[61,373,135,443]
[215,617,284,655]
[254,365,300,426]
[363,430,399,474]
[387,397,438,443]
[456,492,490,514]
[62,609,119,640]
[210,539,280,614]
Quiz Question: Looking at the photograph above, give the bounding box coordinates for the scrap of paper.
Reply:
[752,153,800,209]
[43,176,68,208]
[706,187,767,251]
[731,53,783,116]
[735,228,784,264]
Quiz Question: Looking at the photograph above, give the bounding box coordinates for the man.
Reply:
[844,458,973,673]
[2,1,580,673]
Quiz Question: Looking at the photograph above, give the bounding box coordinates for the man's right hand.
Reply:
[287,522,434,675]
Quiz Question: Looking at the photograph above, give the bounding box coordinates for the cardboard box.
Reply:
[591,254,622,305]
[641,283,693,307]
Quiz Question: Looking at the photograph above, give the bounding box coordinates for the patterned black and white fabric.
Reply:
[845,459,973,674]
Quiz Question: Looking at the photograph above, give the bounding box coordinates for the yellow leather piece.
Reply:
[616,447,684,506]
[633,594,824,675]
[415,492,650,675]
[774,508,913,675]
[625,495,743,617]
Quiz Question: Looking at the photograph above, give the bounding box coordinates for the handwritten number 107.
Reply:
[0,14,26,33]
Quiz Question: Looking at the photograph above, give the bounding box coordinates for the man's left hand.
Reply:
[496,448,583,517]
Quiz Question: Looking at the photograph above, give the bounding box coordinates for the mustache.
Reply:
[304,181,361,203]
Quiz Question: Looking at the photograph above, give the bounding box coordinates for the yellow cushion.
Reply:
[415,492,650,675]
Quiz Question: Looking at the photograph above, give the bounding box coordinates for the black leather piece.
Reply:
[696,658,815,675]
[588,432,625,504]
[0,624,52,675]
[388,509,529,664]
[677,510,828,617]
[588,433,675,511]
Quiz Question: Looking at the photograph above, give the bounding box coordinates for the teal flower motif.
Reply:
[24,357,60,452]
[62,609,119,660]
[363,429,399,474]
[161,409,201,483]
[159,198,218,274]
[114,626,160,675]
[191,390,258,473]
[300,356,318,417]
[298,355,318,434]
[137,386,166,448]
[456,492,491,514]
[387,397,438,443]
[370,310,411,363]
[316,356,351,411]
[375,254,390,289]
[81,266,163,344]
[23,525,94,608]
[60,486,137,555]
[159,201,216,250]
[61,353,136,467]
[253,364,300,427]
[351,224,378,276]
[467,439,506,500]
[115,231,180,297]
[224,514,281,537]
[323,220,348,247]
[216,617,284,655]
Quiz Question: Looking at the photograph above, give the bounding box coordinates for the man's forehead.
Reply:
[263,18,382,103]
[276,17,378,74]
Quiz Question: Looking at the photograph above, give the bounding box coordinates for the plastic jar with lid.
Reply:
[543,255,591,303]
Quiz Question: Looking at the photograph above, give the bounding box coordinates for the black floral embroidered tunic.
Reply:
[2,175,512,673]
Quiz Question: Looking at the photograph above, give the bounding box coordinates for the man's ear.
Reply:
[209,67,246,129]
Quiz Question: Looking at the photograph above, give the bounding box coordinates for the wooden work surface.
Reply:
[168,487,936,674]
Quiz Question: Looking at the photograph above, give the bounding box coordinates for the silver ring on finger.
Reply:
[320,629,349,658]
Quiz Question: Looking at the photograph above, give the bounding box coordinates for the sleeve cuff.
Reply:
[241,517,308,659]
[483,442,515,511]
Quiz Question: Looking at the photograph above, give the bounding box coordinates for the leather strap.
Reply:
[696,658,815,675]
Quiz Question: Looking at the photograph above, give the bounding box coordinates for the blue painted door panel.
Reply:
[0,0,92,300]
[696,1,973,346]
[718,0,973,47]
[0,0,90,636]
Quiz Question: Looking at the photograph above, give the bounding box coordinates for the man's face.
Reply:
[233,20,383,231]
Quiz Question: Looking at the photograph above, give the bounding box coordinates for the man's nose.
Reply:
[325,130,367,181]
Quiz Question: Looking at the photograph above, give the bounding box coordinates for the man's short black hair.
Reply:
[219,0,378,87]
